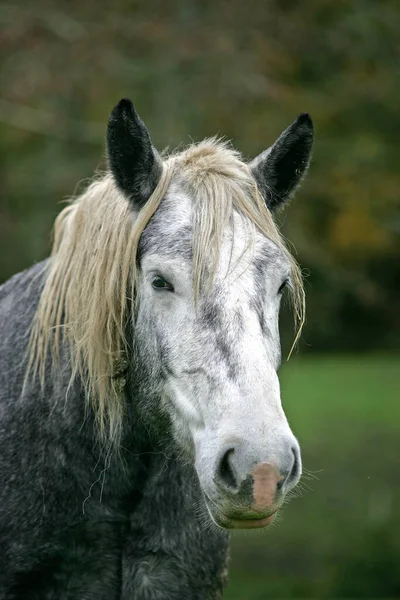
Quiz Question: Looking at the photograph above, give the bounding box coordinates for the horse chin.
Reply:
[204,497,278,530]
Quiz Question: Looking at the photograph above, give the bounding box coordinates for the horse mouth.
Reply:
[221,512,277,529]
[203,495,278,529]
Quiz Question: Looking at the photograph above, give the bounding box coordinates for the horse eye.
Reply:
[278,279,289,294]
[152,275,174,292]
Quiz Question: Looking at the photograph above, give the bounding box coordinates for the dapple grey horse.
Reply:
[0,99,313,599]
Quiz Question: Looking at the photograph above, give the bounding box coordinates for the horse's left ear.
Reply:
[107,98,163,209]
[250,113,314,212]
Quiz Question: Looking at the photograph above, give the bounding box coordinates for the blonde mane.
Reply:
[28,139,305,445]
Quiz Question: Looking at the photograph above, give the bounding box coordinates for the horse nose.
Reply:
[215,441,301,510]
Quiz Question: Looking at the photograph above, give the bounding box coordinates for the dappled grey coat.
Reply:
[0,262,229,598]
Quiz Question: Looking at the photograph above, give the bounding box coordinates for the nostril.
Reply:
[217,447,238,491]
[277,447,301,491]
[287,446,301,486]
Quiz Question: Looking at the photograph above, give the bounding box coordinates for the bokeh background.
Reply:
[1,1,399,597]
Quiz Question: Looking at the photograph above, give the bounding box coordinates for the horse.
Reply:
[0,98,313,599]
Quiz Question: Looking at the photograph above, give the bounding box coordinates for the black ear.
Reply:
[107,99,163,208]
[250,113,314,212]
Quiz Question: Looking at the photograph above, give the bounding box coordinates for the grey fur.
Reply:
[0,263,228,599]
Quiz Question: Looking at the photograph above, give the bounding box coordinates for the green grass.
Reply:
[281,354,400,440]
[224,355,400,599]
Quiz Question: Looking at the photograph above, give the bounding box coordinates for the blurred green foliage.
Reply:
[0,2,399,598]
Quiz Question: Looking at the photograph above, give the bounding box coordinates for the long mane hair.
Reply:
[28,139,305,445]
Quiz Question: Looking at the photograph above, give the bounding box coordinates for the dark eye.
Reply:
[152,275,174,292]
[278,279,289,294]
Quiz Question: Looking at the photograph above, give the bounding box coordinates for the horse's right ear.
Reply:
[107,99,163,209]
[250,113,314,212]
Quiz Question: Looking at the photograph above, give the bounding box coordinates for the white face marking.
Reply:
[135,185,301,525]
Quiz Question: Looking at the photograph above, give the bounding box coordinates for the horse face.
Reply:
[134,190,300,529]
[107,99,313,529]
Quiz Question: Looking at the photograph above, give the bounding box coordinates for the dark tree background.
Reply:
[1,0,399,352]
